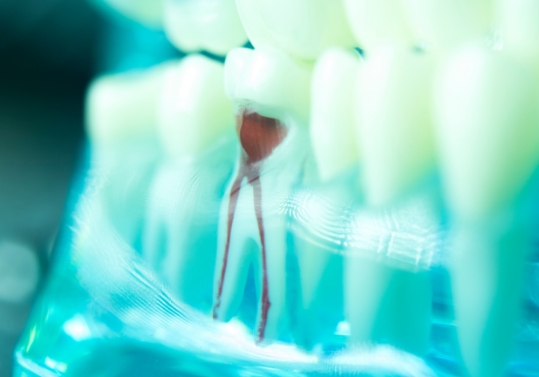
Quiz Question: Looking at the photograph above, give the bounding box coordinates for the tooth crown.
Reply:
[343,0,416,50]
[163,0,248,56]
[225,47,313,123]
[86,63,172,146]
[158,55,235,159]
[310,48,361,182]
[435,45,539,220]
[401,0,494,51]
[235,0,355,61]
[356,46,436,207]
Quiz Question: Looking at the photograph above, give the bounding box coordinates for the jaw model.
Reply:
[78,1,539,376]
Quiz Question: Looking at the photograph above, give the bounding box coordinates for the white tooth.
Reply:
[356,46,436,207]
[214,49,312,341]
[158,55,235,159]
[435,45,539,219]
[342,0,415,51]
[235,0,355,61]
[143,55,236,309]
[86,62,171,146]
[310,48,361,182]
[401,0,494,51]
[101,0,164,27]
[435,45,539,377]
[85,63,171,245]
[496,0,539,65]
[163,0,248,56]
[225,47,313,123]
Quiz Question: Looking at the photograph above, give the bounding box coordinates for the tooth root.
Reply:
[435,46,539,377]
[401,0,494,51]
[342,0,415,50]
[310,48,361,182]
[497,0,539,65]
[356,46,436,207]
[225,47,313,124]
[163,0,247,56]
[345,256,431,356]
[235,0,355,61]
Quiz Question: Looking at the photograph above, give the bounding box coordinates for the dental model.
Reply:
[143,55,236,311]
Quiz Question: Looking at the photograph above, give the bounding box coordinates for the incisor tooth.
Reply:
[401,0,494,51]
[342,0,415,50]
[163,0,248,56]
[356,46,436,207]
[158,55,235,158]
[310,48,361,182]
[235,0,355,61]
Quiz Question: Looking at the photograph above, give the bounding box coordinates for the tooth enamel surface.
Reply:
[158,55,235,158]
[225,47,313,123]
[497,0,539,64]
[101,0,163,27]
[163,0,248,56]
[401,0,494,51]
[310,48,361,182]
[235,0,355,61]
[342,0,415,50]
[435,45,539,219]
[356,46,436,207]
[86,62,172,146]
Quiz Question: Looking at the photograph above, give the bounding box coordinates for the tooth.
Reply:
[213,48,312,342]
[310,48,361,182]
[497,0,539,65]
[100,0,164,27]
[85,63,171,244]
[143,55,236,310]
[401,0,494,51]
[342,0,416,51]
[345,46,437,356]
[356,46,436,207]
[434,45,539,377]
[163,0,248,56]
[234,0,355,61]
[225,47,313,123]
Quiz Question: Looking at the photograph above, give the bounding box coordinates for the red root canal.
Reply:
[213,110,287,343]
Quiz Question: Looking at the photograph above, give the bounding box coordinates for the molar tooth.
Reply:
[310,48,361,182]
[435,45,539,377]
[235,0,355,61]
[401,0,494,51]
[342,0,415,50]
[143,55,236,309]
[356,46,436,207]
[163,0,248,56]
[214,49,312,342]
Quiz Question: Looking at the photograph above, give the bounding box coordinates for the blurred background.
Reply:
[0,1,177,375]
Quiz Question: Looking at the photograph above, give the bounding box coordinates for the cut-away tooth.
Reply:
[310,48,361,182]
[496,0,539,65]
[435,45,539,377]
[158,55,235,158]
[225,47,313,123]
[163,0,247,56]
[356,46,436,207]
[100,0,163,27]
[84,63,171,245]
[234,0,355,61]
[86,62,172,147]
[401,0,494,51]
[214,48,313,342]
[143,55,236,309]
[342,0,415,51]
